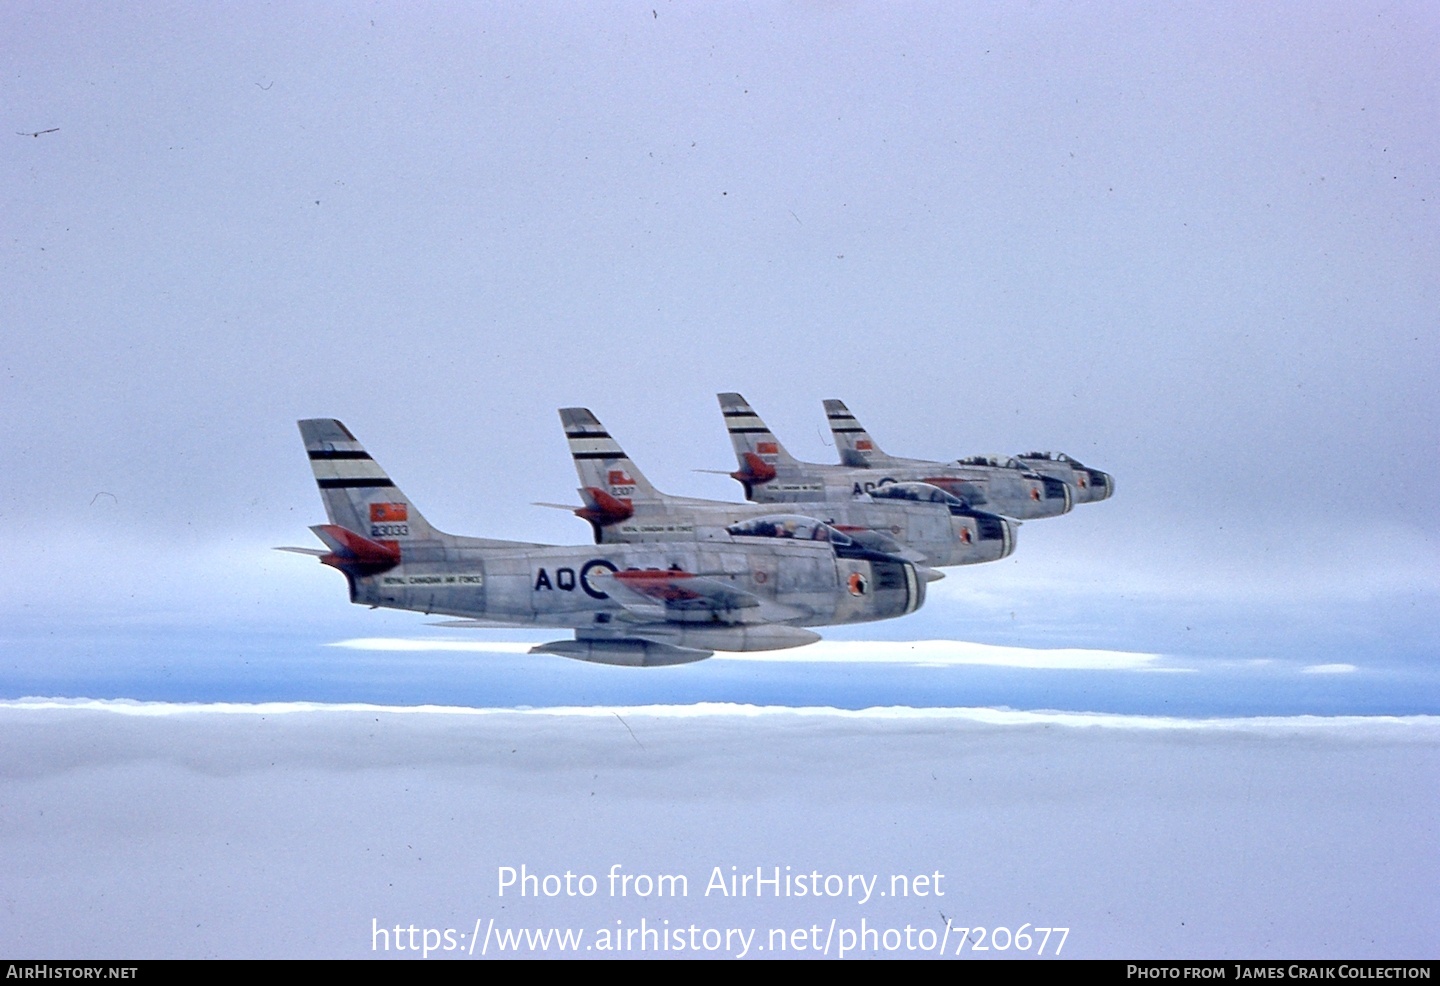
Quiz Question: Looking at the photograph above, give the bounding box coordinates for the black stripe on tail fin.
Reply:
[299,418,441,542]
[716,393,800,485]
[559,407,663,506]
[822,399,892,467]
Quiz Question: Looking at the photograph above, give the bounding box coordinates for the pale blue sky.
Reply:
[3,3,1436,703]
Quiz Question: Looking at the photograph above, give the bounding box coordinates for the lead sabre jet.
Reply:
[824,399,1114,505]
[549,407,1016,568]
[282,419,927,667]
[719,393,1073,520]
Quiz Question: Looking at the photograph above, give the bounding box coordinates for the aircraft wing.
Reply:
[430,619,549,629]
[597,569,756,614]
[587,568,803,623]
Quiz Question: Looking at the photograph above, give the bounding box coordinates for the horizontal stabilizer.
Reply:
[731,451,777,484]
[310,523,401,575]
[576,486,634,525]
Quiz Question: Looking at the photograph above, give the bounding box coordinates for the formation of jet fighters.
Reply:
[551,407,1016,568]
[287,395,1111,667]
[722,394,1079,518]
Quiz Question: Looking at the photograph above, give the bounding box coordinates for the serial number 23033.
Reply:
[370,524,409,537]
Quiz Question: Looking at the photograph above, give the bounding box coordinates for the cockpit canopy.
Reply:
[952,454,1024,470]
[726,515,854,546]
[868,482,966,509]
[1021,451,1082,466]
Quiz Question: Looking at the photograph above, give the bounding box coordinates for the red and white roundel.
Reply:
[847,572,869,596]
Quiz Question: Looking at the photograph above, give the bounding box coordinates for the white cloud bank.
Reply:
[2,702,1435,959]
[11,698,1435,733]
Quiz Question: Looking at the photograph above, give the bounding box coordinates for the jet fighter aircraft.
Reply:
[285,419,926,666]
[552,407,1015,568]
[720,393,1072,520]
[824,399,1114,504]
[1012,451,1114,503]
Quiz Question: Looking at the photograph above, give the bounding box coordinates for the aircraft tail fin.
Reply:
[559,407,664,521]
[823,399,894,467]
[716,392,800,489]
[298,418,442,544]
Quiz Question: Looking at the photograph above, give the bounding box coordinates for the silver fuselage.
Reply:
[343,534,922,636]
[743,460,1071,520]
[589,493,1013,567]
